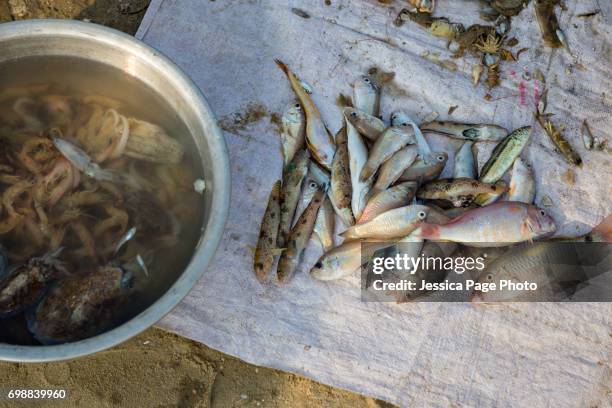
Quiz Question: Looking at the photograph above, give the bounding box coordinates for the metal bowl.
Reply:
[0,20,230,361]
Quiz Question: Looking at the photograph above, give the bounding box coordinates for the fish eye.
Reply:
[418,211,427,219]
[295,103,301,108]
[309,181,318,189]
[315,261,323,268]
[350,111,357,117]
[540,210,546,216]
[364,77,370,83]
[436,155,445,162]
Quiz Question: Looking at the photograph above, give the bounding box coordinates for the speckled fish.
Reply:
[453,141,477,179]
[421,121,508,141]
[346,116,371,221]
[419,202,556,247]
[0,251,66,318]
[536,115,582,167]
[277,189,325,283]
[417,178,507,207]
[341,204,429,240]
[343,108,386,141]
[310,240,393,281]
[479,126,531,184]
[399,152,448,183]
[360,126,415,182]
[280,103,306,168]
[507,157,535,204]
[278,150,309,248]
[254,180,282,281]
[359,182,418,224]
[314,196,335,252]
[372,145,418,195]
[275,60,335,170]
[330,127,355,226]
[293,162,329,225]
[27,265,133,344]
[353,76,380,117]
[391,111,436,164]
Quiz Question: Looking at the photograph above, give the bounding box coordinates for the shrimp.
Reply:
[17,137,56,174]
[70,222,97,260]
[3,179,34,217]
[94,205,129,238]
[35,159,77,206]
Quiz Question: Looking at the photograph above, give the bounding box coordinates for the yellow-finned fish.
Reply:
[419,201,556,247]
[329,126,355,226]
[278,150,309,248]
[277,188,325,283]
[275,59,336,170]
[359,182,418,224]
[280,103,306,169]
[360,126,415,182]
[341,204,429,240]
[254,180,282,281]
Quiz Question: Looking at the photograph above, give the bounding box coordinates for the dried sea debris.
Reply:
[536,114,582,167]
[534,0,563,48]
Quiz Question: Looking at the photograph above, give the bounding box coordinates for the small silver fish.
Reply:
[329,127,355,226]
[114,227,137,256]
[310,240,393,281]
[343,108,386,141]
[293,162,329,225]
[314,196,335,252]
[341,204,429,240]
[359,182,418,224]
[390,111,435,164]
[353,76,380,117]
[399,152,448,183]
[372,145,418,196]
[453,142,476,179]
[346,118,371,221]
[360,126,415,181]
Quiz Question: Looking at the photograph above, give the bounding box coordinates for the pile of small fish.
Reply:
[251,59,605,299]
[0,89,197,344]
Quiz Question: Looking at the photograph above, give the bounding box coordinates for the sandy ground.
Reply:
[0,2,396,407]
[0,328,394,407]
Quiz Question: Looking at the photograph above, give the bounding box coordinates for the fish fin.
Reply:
[272,248,286,255]
[418,223,441,240]
[593,214,612,242]
[247,246,257,254]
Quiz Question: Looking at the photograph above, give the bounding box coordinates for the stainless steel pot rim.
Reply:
[0,19,231,362]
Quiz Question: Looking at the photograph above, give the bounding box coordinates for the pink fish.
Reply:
[419,202,556,247]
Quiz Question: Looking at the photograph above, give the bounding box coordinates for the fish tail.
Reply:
[493,180,507,193]
[594,214,612,242]
[339,227,356,240]
[418,223,441,240]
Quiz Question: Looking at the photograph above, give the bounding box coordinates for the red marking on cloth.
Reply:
[509,70,516,77]
[534,82,540,109]
[519,81,526,106]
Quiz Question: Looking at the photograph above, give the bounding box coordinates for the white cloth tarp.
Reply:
[136,1,612,406]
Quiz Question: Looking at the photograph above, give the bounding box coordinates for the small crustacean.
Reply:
[13,97,43,131]
[475,33,503,54]
[0,250,66,318]
[70,222,97,261]
[17,137,57,174]
[34,158,79,206]
[27,265,134,344]
[38,95,74,128]
[94,205,129,239]
[407,0,435,14]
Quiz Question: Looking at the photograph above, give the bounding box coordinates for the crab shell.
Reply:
[27,266,132,345]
